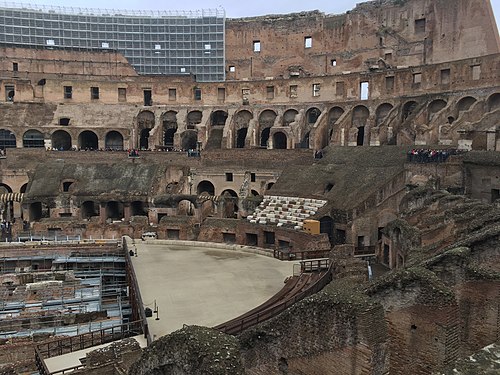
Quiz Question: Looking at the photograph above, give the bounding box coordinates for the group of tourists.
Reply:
[406,148,466,163]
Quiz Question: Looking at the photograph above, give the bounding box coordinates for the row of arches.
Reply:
[0,129,126,150]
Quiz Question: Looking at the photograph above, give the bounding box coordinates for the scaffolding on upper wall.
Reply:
[0,2,226,82]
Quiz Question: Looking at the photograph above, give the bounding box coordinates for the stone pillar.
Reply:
[13,202,22,220]
[99,202,107,224]
[486,129,496,151]
[123,203,131,222]
[98,138,106,150]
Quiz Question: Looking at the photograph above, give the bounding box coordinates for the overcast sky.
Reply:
[16,0,500,21]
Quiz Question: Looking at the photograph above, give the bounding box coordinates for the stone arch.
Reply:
[177,199,195,216]
[273,132,287,149]
[402,101,418,121]
[266,182,275,191]
[221,189,238,198]
[376,103,394,126]
[306,107,321,124]
[457,96,477,113]
[187,110,203,129]
[328,107,345,140]
[221,189,238,218]
[0,129,16,149]
[81,201,99,219]
[162,111,178,147]
[251,190,260,196]
[283,109,298,127]
[428,99,447,115]
[352,105,370,128]
[137,110,155,150]
[197,180,215,195]
[0,183,12,193]
[181,130,198,150]
[234,110,253,148]
[51,130,72,150]
[20,183,28,193]
[106,201,124,220]
[211,110,228,126]
[487,93,500,112]
[105,131,124,151]
[23,129,44,148]
[258,110,277,148]
[131,201,148,217]
[78,130,98,150]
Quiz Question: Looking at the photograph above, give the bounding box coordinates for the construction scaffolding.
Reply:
[0,2,226,81]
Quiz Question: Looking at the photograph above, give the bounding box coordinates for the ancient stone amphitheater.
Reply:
[0,0,499,374]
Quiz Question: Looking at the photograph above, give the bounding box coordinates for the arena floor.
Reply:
[131,241,294,340]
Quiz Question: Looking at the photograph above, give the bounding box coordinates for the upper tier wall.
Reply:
[225,0,500,80]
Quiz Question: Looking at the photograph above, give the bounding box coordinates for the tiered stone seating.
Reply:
[247,195,327,230]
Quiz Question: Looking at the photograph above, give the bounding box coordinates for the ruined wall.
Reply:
[0,47,137,77]
[225,0,500,80]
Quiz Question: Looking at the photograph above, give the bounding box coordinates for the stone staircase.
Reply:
[247,195,327,230]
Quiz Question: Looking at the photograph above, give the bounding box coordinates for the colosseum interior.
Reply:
[0,0,499,374]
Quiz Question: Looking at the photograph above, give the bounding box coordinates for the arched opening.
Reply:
[306,107,321,124]
[106,201,124,220]
[283,109,298,127]
[266,182,275,191]
[234,110,253,148]
[140,129,150,150]
[236,128,248,148]
[23,129,44,148]
[457,96,477,113]
[402,101,418,121]
[211,110,228,126]
[259,110,277,129]
[81,201,99,219]
[197,180,215,195]
[137,111,155,150]
[328,107,344,138]
[251,190,260,196]
[258,110,277,148]
[352,105,370,128]
[273,132,287,149]
[62,181,73,192]
[0,129,16,149]
[78,130,98,150]
[51,130,72,151]
[260,127,271,148]
[357,126,365,146]
[20,183,27,193]
[105,131,124,151]
[131,201,148,216]
[177,199,194,216]
[487,93,500,112]
[222,189,238,218]
[162,111,178,147]
[319,216,334,243]
[376,103,394,126]
[187,111,203,129]
[181,130,198,150]
[428,99,447,116]
[29,202,43,221]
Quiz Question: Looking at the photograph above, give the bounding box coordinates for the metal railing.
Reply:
[215,262,333,335]
[35,320,143,375]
